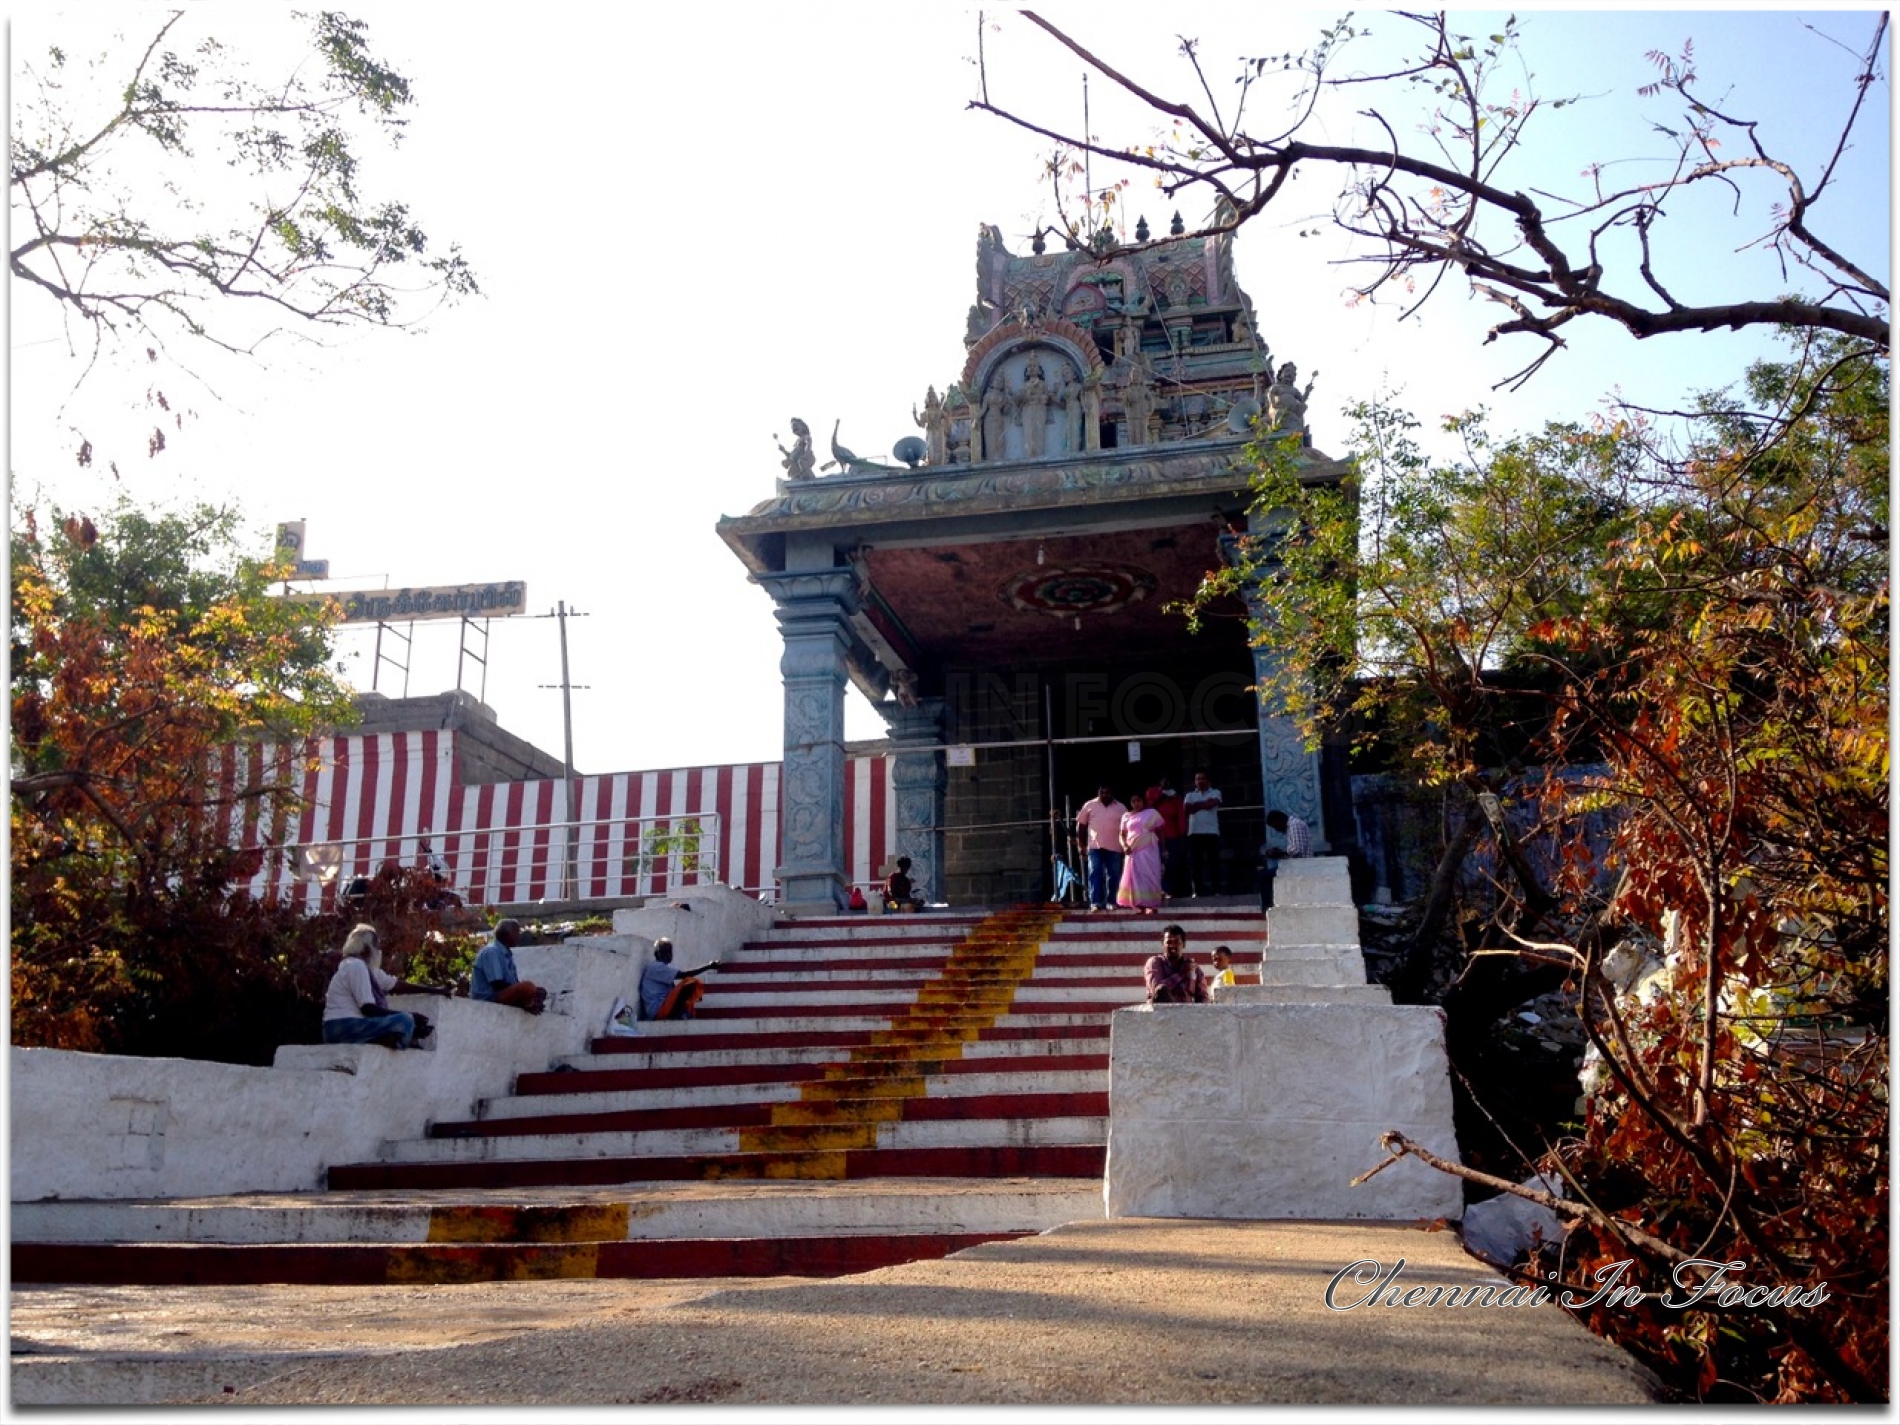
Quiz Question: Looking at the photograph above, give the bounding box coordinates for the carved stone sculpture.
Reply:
[821,420,895,475]
[1266,361,1313,435]
[777,417,816,481]
[1122,364,1156,447]
[1081,369,1103,452]
[1062,374,1085,452]
[913,385,948,467]
[979,379,1009,463]
[1018,359,1050,459]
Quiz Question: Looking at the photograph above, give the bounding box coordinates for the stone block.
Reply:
[1105,1002,1462,1221]
[1272,863,1352,904]
[1266,902,1359,946]
[1215,982,1391,1006]
[1259,949,1369,986]
[1103,1007,1241,1123]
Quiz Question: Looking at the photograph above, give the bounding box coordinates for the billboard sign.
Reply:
[285,581,528,624]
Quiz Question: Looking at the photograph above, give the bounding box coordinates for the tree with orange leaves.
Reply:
[1200,333,1886,1401]
[10,497,356,1055]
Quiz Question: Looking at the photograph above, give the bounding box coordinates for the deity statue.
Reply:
[978,377,1010,463]
[1122,364,1156,447]
[1018,359,1051,459]
[1118,289,1150,360]
[1061,372,1084,453]
[1081,368,1104,452]
[1266,361,1314,435]
[913,385,948,466]
[777,417,816,481]
[1232,308,1255,347]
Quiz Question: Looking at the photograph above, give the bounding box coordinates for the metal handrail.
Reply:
[268,813,725,904]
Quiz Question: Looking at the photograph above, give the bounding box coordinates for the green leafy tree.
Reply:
[11,9,477,467]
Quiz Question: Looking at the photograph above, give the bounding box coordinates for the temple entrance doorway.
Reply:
[942,643,1262,906]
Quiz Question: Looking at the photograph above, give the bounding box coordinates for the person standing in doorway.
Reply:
[1074,785,1128,913]
[1183,771,1224,897]
[1146,775,1187,898]
[1116,792,1167,914]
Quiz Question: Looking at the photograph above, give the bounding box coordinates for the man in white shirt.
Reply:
[1073,785,1128,912]
[321,923,448,1049]
[1182,771,1224,897]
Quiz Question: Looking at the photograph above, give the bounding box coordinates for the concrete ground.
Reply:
[12,1216,1661,1408]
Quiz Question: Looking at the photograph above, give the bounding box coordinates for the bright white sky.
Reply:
[11,6,1890,775]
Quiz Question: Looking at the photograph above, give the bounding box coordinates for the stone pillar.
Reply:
[876,696,947,904]
[757,570,857,915]
[1234,519,1329,851]
[1251,643,1328,851]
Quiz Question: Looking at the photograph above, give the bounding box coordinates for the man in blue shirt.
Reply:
[638,938,723,1021]
[469,919,546,1014]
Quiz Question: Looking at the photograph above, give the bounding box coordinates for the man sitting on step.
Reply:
[468,919,548,1014]
[1143,923,1210,1004]
[884,856,925,913]
[322,923,451,1049]
[638,937,724,1021]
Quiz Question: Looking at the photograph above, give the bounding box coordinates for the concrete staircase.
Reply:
[15,903,1271,1285]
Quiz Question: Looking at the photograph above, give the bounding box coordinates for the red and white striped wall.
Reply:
[212,731,897,910]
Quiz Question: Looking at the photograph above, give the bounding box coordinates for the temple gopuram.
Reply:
[718,218,1354,912]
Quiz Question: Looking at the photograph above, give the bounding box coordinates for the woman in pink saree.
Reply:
[1117,792,1166,913]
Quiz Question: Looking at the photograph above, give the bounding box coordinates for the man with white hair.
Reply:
[321,923,449,1049]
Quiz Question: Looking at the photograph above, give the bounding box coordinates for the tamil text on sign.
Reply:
[285,581,527,624]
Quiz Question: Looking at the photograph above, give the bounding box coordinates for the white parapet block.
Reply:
[10,938,646,1202]
[1270,857,1352,902]
[1105,1002,1462,1222]
[1265,902,1361,946]
[1214,983,1392,1006]
[1258,947,1369,986]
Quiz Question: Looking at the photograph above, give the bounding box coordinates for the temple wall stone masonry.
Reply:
[1105,857,1462,1220]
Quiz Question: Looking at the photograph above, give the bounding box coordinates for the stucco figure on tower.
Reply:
[1266,362,1314,436]
[1019,359,1051,459]
[913,386,948,467]
[777,418,816,482]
